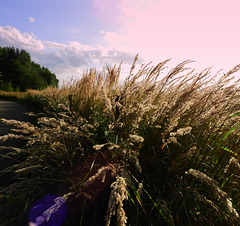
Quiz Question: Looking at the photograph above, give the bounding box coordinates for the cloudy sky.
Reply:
[1,0,240,82]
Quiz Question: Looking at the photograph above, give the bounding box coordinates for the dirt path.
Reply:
[0,100,33,187]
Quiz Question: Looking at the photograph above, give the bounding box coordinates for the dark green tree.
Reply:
[0,46,59,91]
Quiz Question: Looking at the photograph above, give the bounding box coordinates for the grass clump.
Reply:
[1,55,240,225]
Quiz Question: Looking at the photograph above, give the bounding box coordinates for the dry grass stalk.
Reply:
[81,164,118,188]
[0,146,21,152]
[0,133,27,142]
[192,189,221,215]
[105,176,128,226]
[224,157,240,173]
[0,118,36,133]
[187,168,240,221]
[2,56,240,225]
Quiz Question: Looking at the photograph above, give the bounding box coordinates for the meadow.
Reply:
[1,55,240,225]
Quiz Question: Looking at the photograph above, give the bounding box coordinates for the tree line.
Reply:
[0,46,59,91]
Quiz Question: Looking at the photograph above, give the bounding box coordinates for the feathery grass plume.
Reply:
[105,175,128,226]
[0,133,27,142]
[2,56,240,225]
[224,156,240,173]
[129,54,138,76]
[0,114,94,225]
[0,146,21,152]
[101,86,112,113]
[191,189,221,216]
[187,169,240,222]
[0,118,37,134]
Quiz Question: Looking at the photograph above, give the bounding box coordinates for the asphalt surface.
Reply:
[0,100,33,187]
[0,100,31,134]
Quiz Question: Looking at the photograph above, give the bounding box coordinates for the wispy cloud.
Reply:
[28,17,35,23]
[0,26,140,83]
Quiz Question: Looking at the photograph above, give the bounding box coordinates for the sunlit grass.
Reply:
[1,56,240,225]
[0,90,28,101]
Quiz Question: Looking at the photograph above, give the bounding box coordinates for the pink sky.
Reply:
[100,0,240,74]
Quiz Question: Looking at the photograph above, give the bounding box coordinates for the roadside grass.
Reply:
[0,90,29,102]
[1,56,240,225]
[0,89,52,117]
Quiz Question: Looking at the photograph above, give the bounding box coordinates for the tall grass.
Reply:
[1,56,240,225]
[0,90,29,101]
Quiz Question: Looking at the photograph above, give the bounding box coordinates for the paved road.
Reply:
[0,100,32,135]
[0,100,33,187]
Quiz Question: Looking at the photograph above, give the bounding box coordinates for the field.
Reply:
[1,56,240,225]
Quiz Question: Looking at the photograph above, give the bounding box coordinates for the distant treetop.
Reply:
[0,46,59,91]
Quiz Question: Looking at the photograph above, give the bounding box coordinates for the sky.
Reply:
[1,0,240,83]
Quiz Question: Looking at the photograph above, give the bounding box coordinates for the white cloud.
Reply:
[0,26,138,83]
[0,26,43,51]
[28,17,35,23]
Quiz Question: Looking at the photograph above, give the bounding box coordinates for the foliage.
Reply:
[0,46,59,91]
[1,56,240,225]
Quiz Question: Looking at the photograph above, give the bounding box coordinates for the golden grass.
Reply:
[1,57,240,225]
[0,90,28,101]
